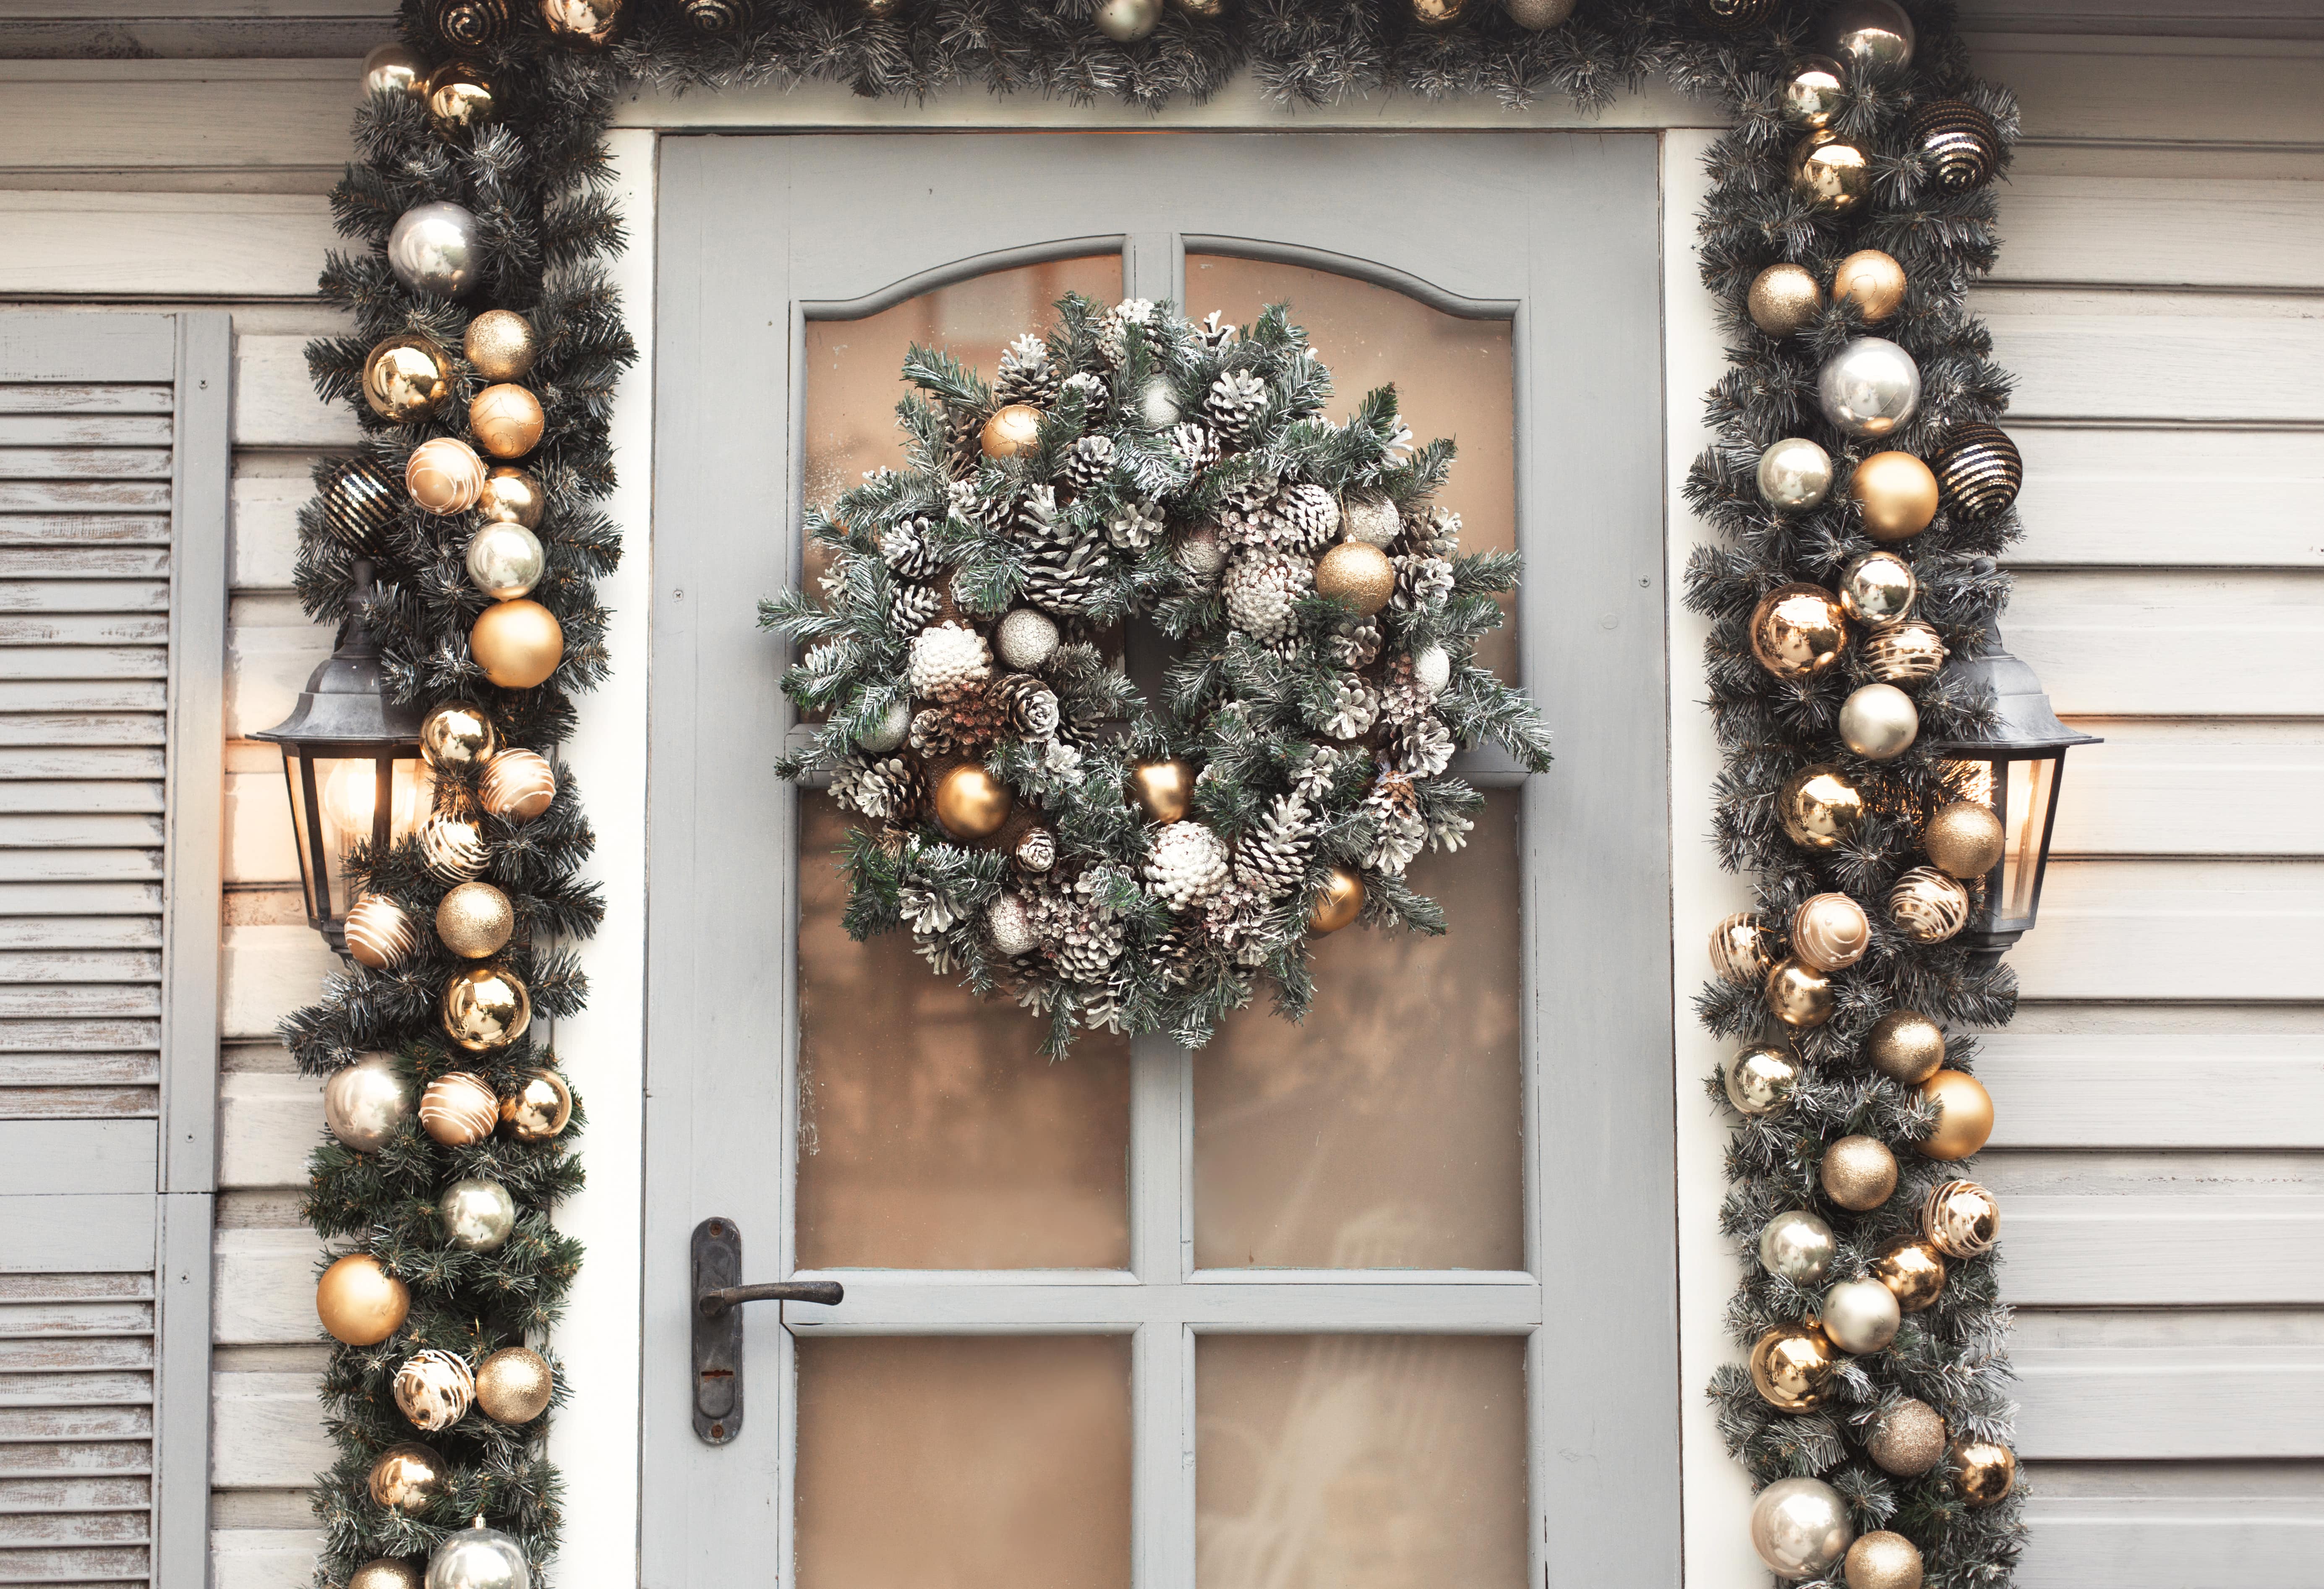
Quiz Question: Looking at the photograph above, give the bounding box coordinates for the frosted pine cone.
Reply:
[1145,822,1230,911]
[1232,792,1315,899]
[1064,434,1116,493]
[1394,553,1456,613]
[947,477,1016,533]
[898,882,959,935]
[1391,715,1456,778]
[1201,883,1278,967]
[1106,500,1165,552]
[1204,371,1270,440]
[1169,421,1221,470]
[1405,505,1462,557]
[1222,550,1314,643]
[1321,676,1379,741]
[1193,310,1238,351]
[878,515,948,580]
[943,405,984,477]
[1029,869,1127,981]
[1269,483,1342,552]
[1293,745,1350,802]
[906,621,992,701]
[1098,298,1157,367]
[992,673,1061,739]
[1012,483,1061,543]
[889,582,943,631]
[994,332,1060,406]
[1060,371,1110,418]
[1327,619,1383,669]
[1373,652,1430,726]
[830,753,924,823]
[1021,536,1111,615]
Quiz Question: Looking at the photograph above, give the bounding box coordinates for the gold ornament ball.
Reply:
[1709,911,1777,988]
[1780,55,1846,129]
[469,384,545,459]
[1778,763,1865,851]
[1409,0,1467,27]
[420,815,488,883]
[419,1072,501,1145]
[464,309,539,382]
[1723,1044,1801,1117]
[1791,891,1870,972]
[1748,583,1849,681]
[1950,1437,2018,1508]
[1844,1530,1924,1589]
[1765,958,1836,1031]
[1866,1009,1945,1084]
[316,1254,410,1345]
[471,598,565,689]
[345,894,420,971]
[541,0,626,46]
[362,335,453,423]
[1867,1399,1947,1475]
[1503,0,1575,26]
[932,763,1013,841]
[1791,130,1872,216]
[435,880,514,959]
[443,964,533,1052]
[1864,620,1948,685]
[1924,801,2004,880]
[1840,681,1919,761]
[479,465,546,530]
[1173,0,1229,15]
[1747,264,1823,339]
[1923,1178,2000,1258]
[348,1560,426,1589]
[1749,1321,1837,1411]
[1833,249,1908,322]
[366,1442,448,1516]
[363,44,428,100]
[1820,1134,1899,1211]
[480,748,557,821]
[420,700,498,770]
[1916,1068,1994,1161]
[980,403,1044,459]
[1888,865,1971,945]
[1307,866,1366,936]
[500,1069,572,1144]
[1841,549,1918,629]
[1128,758,1195,824]
[392,1348,476,1432]
[1823,0,1916,68]
[405,436,487,516]
[1871,1234,1948,1312]
[475,1345,556,1424]
[423,61,495,131]
[1851,451,1939,543]
[1314,542,1395,616]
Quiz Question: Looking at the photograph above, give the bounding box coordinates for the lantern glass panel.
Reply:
[280,748,429,929]
[2001,754,2057,924]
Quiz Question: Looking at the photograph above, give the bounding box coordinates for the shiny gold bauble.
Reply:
[1313,542,1395,616]
[1841,549,1918,629]
[464,309,539,382]
[1844,1530,1924,1589]
[469,384,545,459]
[541,0,626,45]
[470,598,564,689]
[419,815,488,883]
[1780,55,1846,129]
[1748,583,1849,680]
[362,335,453,423]
[1923,1178,2000,1258]
[316,1253,410,1345]
[1871,1235,1948,1312]
[478,466,546,530]
[442,965,533,1052]
[1924,800,2004,880]
[1307,866,1366,935]
[1709,911,1777,988]
[1949,1437,2018,1507]
[1888,866,1971,945]
[345,894,420,971]
[479,748,557,821]
[1747,264,1823,339]
[392,1348,476,1432]
[1128,758,1195,824]
[347,1560,426,1589]
[1407,0,1466,25]
[419,1072,501,1144]
[1723,1044,1801,1117]
[1865,1010,1945,1084]
[1851,451,1939,543]
[366,1442,448,1516]
[1791,130,1872,215]
[1749,1322,1837,1411]
[1840,681,1920,761]
[1833,250,1908,322]
[1820,1134,1899,1211]
[405,436,487,516]
[1791,892,1870,972]
[1823,0,1915,68]
[1863,620,1948,685]
[435,880,514,959]
[423,61,496,130]
[499,1069,572,1144]
[1777,764,1865,851]
[979,403,1044,459]
[1867,1398,1947,1474]
[932,763,1013,841]
[1173,0,1229,14]
[1916,1068,1994,1161]
[1765,958,1836,1031]
[362,44,428,100]
[420,700,497,770]
[475,1345,555,1424]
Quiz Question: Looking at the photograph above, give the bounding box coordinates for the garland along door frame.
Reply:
[644,130,1673,1586]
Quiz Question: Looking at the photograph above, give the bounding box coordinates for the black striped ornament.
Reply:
[1686,0,1773,30]
[1906,98,2002,190]
[316,457,401,551]
[419,0,512,50]
[1933,423,2023,518]
[675,0,754,31]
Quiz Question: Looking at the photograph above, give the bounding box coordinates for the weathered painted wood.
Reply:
[0,645,167,680]
[0,193,337,300]
[0,417,172,449]
[0,1303,151,1339]
[2005,1195,2324,1306]
[2010,425,2324,569]
[0,478,173,511]
[224,596,332,742]
[0,986,159,1019]
[2000,173,2324,288]
[1979,287,2324,423]
[0,1088,158,1121]
[0,785,166,816]
[211,1526,324,1589]
[209,1229,321,1348]
[0,920,159,952]
[1979,35,2324,146]
[2050,719,2323,858]
[0,1198,155,1274]
[0,579,171,615]
[0,813,167,848]
[0,448,175,481]
[0,320,175,387]
[0,612,167,645]
[206,1372,330,1489]
[223,771,297,887]
[231,337,357,451]
[0,1122,155,1198]
[218,926,336,1044]
[2007,569,2324,718]
[216,1075,319,1191]
[0,516,172,547]
[0,60,353,174]
[1982,1033,2324,1148]
[2015,858,2324,1002]
[0,387,169,417]
[228,463,311,592]
[0,1053,159,1083]
[2019,1506,2324,1589]
[2018,1349,2324,1460]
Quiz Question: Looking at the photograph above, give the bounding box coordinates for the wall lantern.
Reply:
[252,559,427,956]
[1925,624,2099,963]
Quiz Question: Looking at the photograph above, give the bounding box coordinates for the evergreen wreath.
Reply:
[760,294,1551,1054]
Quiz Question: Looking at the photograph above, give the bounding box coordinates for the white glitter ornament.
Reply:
[995,608,1061,671]
[1138,378,1181,429]
[985,894,1040,958]
[1174,527,1226,578]
[1412,644,1453,698]
[856,698,910,754]
[905,621,992,702]
[1144,822,1230,911]
[1341,496,1401,549]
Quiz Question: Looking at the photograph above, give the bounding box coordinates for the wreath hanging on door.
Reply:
[761,292,1553,1052]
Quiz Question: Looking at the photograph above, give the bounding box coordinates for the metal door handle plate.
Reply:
[690,1216,843,1444]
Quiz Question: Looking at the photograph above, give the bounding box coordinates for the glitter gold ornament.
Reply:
[1865,1010,1945,1084]
[499,1070,572,1144]
[932,763,1012,841]
[475,1345,555,1424]
[478,466,546,530]
[1872,1235,1948,1312]
[1747,264,1823,338]
[979,403,1044,458]
[1723,1044,1800,1117]
[1841,550,1917,629]
[1868,1399,1946,1474]
[345,895,420,970]
[443,965,532,1052]
[419,1072,501,1144]
[479,748,556,820]
[1778,764,1864,850]
[1313,542,1394,616]
[1888,866,1971,944]
[1751,1477,1854,1579]
[420,815,488,883]
[1748,584,1849,680]
[463,310,539,383]
[1950,1437,2018,1507]
[1923,1178,2000,1258]
[1924,800,2004,879]
[1833,250,1908,322]
[1844,1531,1924,1589]
[470,599,564,689]
[541,0,627,46]
[1307,866,1365,935]
[393,1349,476,1432]
[1129,759,1194,824]
[366,1442,447,1516]
[406,436,488,516]
[1850,451,1938,543]
[317,1254,409,1345]
[1909,99,2003,191]
[363,335,453,423]
[423,61,495,131]
[1408,0,1467,26]
[1791,892,1870,972]
[1841,681,1919,760]
[1863,620,1948,685]
[465,522,544,600]
[362,44,428,100]
[420,701,497,770]
[1757,437,1834,513]
[325,1053,412,1153]
[349,1560,425,1589]
[1820,1134,1898,1211]
[1758,1210,1836,1284]
[1766,958,1835,1030]
[1749,1322,1836,1411]
[1916,1069,1993,1160]
[1709,911,1777,987]
[469,384,545,459]
[441,1176,516,1252]
[1780,55,1846,129]
[1791,130,1872,216]
[435,881,514,959]
[1821,1276,1902,1353]
[1934,423,2022,518]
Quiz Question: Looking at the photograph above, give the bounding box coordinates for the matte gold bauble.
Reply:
[1923,1178,2000,1258]
[423,61,496,130]
[1128,758,1194,823]
[1748,583,1848,680]
[1833,250,1908,322]
[1791,130,1872,216]
[1709,911,1777,988]
[1820,1134,1898,1211]
[1306,866,1366,935]
[1408,0,1467,26]
[1863,619,1948,685]
[932,763,1012,841]
[1949,1437,2018,1507]
[1841,681,1919,761]
[1723,1044,1801,1117]
[1777,764,1864,851]
[443,965,533,1052]
[316,1254,410,1345]
[366,1442,447,1516]
[1871,1235,1947,1312]
[1915,1068,1994,1161]
[435,881,514,959]
[1924,800,2004,880]
[1313,542,1394,616]
[1766,958,1836,1031]
[1749,1321,1837,1411]
[420,700,497,770]
[1747,264,1823,339]
[469,384,545,459]
[475,1345,555,1424]
[419,1072,501,1144]
[1851,451,1939,543]
[1888,866,1971,945]
[1791,892,1870,972]
[464,309,539,381]
[470,599,564,689]
[1865,1010,1945,1084]
[345,894,420,971]
[348,1560,425,1589]
[1841,549,1917,629]
[363,44,428,100]
[392,1348,476,1432]
[406,436,488,516]
[980,404,1044,459]
[363,335,453,423]
[1844,1530,1924,1589]
[541,0,626,46]
[1780,55,1846,129]
[480,748,556,821]
[478,466,546,530]
[499,1069,572,1144]
[1867,1398,1947,1474]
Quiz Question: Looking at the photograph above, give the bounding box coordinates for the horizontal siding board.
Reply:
[206,1374,329,1490]
[2017,1349,2324,1460]
[211,1528,324,1589]
[2049,720,2323,858]
[0,195,337,300]
[227,466,306,593]
[2012,859,2324,1002]
[0,63,353,174]
[2009,425,2324,570]
[2007,1195,2324,1306]
[1990,173,2324,288]
[231,338,357,451]
[2008,569,2324,718]
[219,926,335,1044]
[1978,287,2324,423]
[2019,1509,2324,1589]
[209,1230,321,1348]
[1982,1033,2324,1148]
[216,1076,318,1192]
[1980,37,2324,146]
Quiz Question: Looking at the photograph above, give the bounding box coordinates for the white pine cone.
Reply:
[1293,745,1349,802]
[1428,808,1476,854]
[1372,652,1430,726]
[992,673,1061,739]
[1405,505,1461,557]
[878,516,948,580]
[1204,370,1270,440]
[1363,804,1429,877]
[1098,298,1157,367]
[830,753,924,822]
[1393,553,1456,613]
[1145,822,1230,911]
[1013,483,1062,543]
[1201,883,1279,967]
[1327,619,1383,669]
[906,621,992,702]
[1064,434,1116,493]
[947,477,1016,533]
[1270,483,1342,552]
[1321,676,1379,741]
[1193,310,1238,351]
[1169,421,1221,470]
[1232,792,1314,899]
[889,582,943,631]
[1060,371,1111,418]
[993,332,1060,406]
[1392,715,1456,778]
[1106,500,1165,552]
[1021,537,1111,616]
[899,883,959,934]
[1222,550,1314,643]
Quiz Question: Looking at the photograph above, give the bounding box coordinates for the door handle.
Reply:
[690,1216,843,1445]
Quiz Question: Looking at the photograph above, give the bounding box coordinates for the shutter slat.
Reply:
[0,423,170,451]
[0,819,165,851]
[0,1058,158,1086]
[0,391,169,419]
[0,687,166,715]
[0,1021,159,1053]
[0,521,170,550]
[0,589,168,619]
[0,924,159,952]
[0,484,172,513]
[0,790,163,818]
[0,557,168,583]
[0,755,165,783]
[0,1272,156,1587]
[0,619,167,647]
[0,454,171,483]
[0,655,165,685]
[0,1095,156,1124]
[0,722,165,749]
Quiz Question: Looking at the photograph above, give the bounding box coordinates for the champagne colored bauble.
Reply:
[317,1254,410,1345]
[346,894,421,970]
[1818,337,1922,439]
[1822,0,1915,69]
[421,701,497,770]
[1757,438,1834,513]
[422,0,511,50]
[326,1053,413,1152]
[1923,1178,2000,1258]
[1766,959,1836,1031]
[1723,1044,1801,1117]
[393,1348,476,1432]
[1129,759,1194,823]
[465,522,545,601]
[1820,1276,1902,1353]
[1841,550,1918,629]
[1748,584,1849,680]
[368,1442,448,1516]
[475,1345,555,1424]
[1888,866,1971,945]
[1820,1134,1898,1211]
[1840,682,1919,761]
[479,748,556,821]
[1749,1323,1837,1412]
[387,202,482,300]
[441,1176,517,1253]
[419,1072,501,1145]
[1833,250,1908,322]
[1924,800,2004,879]
[1747,264,1823,339]
[1791,892,1870,972]
[1780,55,1846,129]
[1503,0,1575,26]
[1844,1531,1924,1589]
[540,0,626,47]
[443,965,533,1052]
[1709,911,1777,988]
[1686,0,1771,32]
[856,699,911,755]
[1933,423,2022,519]
[499,1069,572,1144]
[1758,1209,1836,1284]
[319,456,400,549]
[363,336,453,423]
[420,816,488,883]
[470,599,564,689]
[1868,1399,1947,1474]
[1175,525,1226,577]
[407,436,488,516]
[426,1519,532,1589]
[1866,1009,1945,1084]
[1950,1437,2018,1508]
[1340,496,1401,548]
[1909,99,2003,192]
[461,313,537,387]
[1791,130,1872,217]
[1314,542,1394,616]
[1851,451,1939,542]
[363,44,428,100]
[932,763,1013,840]
[995,608,1060,670]
[980,403,1044,457]
[1871,1235,1948,1312]
[1408,0,1467,26]
[435,881,514,959]
[1307,866,1366,936]
[1778,764,1865,851]
[423,62,495,131]
[1094,0,1162,39]
[1863,620,1948,686]
[469,384,545,459]
[1916,1069,1994,1160]
[350,1560,426,1589]
[478,466,546,530]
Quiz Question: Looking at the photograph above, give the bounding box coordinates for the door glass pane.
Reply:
[1192,792,1523,1271]
[1185,254,1518,682]
[796,1335,1133,1589]
[1197,1334,1528,1589]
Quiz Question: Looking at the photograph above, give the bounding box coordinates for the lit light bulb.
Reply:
[320,759,428,850]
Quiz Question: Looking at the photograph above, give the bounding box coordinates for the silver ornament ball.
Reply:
[427,1521,531,1589]
[1839,682,1919,760]
[1841,550,1918,629]
[324,1053,413,1153]
[996,607,1061,671]
[1095,0,1160,39]
[1757,438,1834,513]
[465,522,546,601]
[1175,527,1227,578]
[1820,1276,1903,1353]
[986,894,1040,958]
[386,201,483,300]
[1822,0,1916,70]
[1758,1210,1836,1284]
[440,1177,517,1253]
[1750,1477,1855,1580]
[1341,497,1401,549]
[1410,644,1452,698]
[856,698,911,754]
[1818,337,1922,439]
